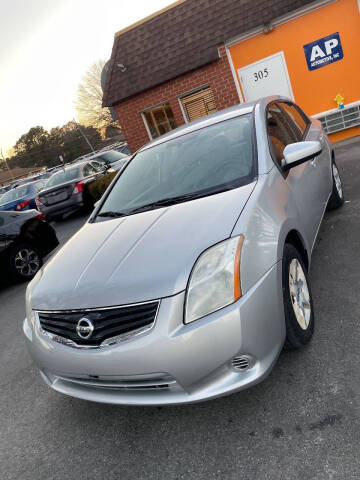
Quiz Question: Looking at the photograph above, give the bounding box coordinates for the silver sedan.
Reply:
[24,96,344,405]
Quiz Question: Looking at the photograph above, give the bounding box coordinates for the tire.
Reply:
[282,243,314,349]
[6,243,43,282]
[327,160,344,210]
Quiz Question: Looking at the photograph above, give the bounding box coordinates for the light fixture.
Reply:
[263,22,275,34]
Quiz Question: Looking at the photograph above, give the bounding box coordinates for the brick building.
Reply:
[103,0,360,153]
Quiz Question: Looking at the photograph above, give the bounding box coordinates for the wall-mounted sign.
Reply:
[303,32,343,71]
[237,52,294,102]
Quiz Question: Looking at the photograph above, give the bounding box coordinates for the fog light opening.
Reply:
[231,355,255,372]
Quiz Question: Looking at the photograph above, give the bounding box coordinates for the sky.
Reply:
[0,0,174,155]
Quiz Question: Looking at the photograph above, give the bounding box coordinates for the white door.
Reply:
[238,52,294,102]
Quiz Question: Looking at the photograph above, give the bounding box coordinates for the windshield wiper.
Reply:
[97,211,128,218]
[97,182,246,219]
[125,192,205,214]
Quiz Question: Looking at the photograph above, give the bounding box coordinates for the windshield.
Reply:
[0,184,30,204]
[97,114,255,217]
[46,167,80,188]
[96,151,128,164]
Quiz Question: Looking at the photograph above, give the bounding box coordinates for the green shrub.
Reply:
[88,171,117,202]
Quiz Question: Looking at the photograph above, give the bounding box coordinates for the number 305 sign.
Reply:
[253,68,269,82]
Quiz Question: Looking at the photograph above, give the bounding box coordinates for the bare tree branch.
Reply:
[74,59,118,131]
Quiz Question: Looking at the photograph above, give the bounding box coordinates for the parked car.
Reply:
[0,185,11,196]
[72,150,130,171]
[8,176,40,190]
[24,96,344,405]
[0,209,58,282]
[91,150,130,171]
[33,171,53,181]
[0,180,46,212]
[99,142,131,156]
[113,142,131,155]
[36,161,107,221]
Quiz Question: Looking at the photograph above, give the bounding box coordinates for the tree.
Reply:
[75,59,117,131]
[8,122,102,170]
[14,126,49,155]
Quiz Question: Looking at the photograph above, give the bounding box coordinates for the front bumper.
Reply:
[24,262,285,405]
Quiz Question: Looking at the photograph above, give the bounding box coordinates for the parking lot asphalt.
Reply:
[1,139,360,480]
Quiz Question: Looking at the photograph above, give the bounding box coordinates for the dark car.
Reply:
[37,161,107,221]
[91,150,130,170]
[115,143,131,155]
[0,209,58,282]
[0,180,46,212]
[72,150,130,171]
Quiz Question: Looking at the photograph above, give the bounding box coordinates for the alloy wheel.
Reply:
[333,163,343,199]
[14,248,40,277]
[288,259,311,330]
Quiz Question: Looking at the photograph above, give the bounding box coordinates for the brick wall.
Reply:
[113,44,240,153]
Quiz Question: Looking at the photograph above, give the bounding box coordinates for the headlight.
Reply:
[185,235,244,324]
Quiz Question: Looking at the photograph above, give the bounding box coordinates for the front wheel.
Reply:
[7,243,43,282]
[327,160,344,210]
[282,244,314,349]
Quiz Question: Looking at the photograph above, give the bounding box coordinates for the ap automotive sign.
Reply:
[303,32,344,71]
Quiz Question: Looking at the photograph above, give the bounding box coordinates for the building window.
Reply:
[143,103,177,139]
[180,86,217,122]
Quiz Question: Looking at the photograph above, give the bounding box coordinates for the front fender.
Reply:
[232,168,309,295]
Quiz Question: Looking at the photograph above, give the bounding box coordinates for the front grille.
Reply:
[58,375,176,391]
[38,301,159,347]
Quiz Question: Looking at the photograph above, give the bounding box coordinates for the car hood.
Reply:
[29,182,256,310]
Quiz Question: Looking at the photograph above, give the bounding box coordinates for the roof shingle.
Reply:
[103,0,315,106]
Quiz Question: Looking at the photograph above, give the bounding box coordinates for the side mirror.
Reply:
[282,141,322,171]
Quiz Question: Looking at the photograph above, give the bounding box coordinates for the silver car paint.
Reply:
[29,182,256,310]
[24,262,284,405]
[233,114,332,295]
[24,96,334,405]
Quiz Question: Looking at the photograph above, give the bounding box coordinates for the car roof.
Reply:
[87,150,119,158]
[13,181,33,189]
[52,162,86,173]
